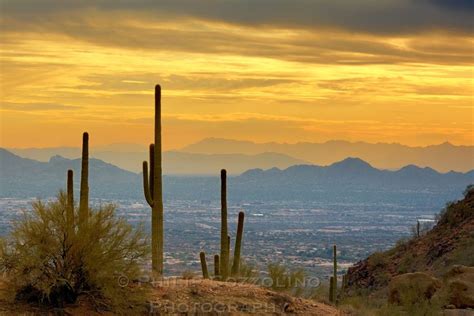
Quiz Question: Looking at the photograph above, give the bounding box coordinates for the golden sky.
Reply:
[1,0,473,149]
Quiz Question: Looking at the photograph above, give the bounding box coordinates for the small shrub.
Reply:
[436,201,456,225]
[394,237,410,251]
[397,255,416,274]
[368,252,388,269]
[0,192,149,312]
[182,270,196,280]
[266,263,305,294]
[463,184,474,197]
[236,261,258,280]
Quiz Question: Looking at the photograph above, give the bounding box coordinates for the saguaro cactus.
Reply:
[200,252,209,279]
[220,169,229,280]
[142,85,164,275]
[329,276,335,303]
[66,169,74,236]
[231,211,245,276]
[78,132,89,227]
[214,254,220,278]
[333,245,337,288]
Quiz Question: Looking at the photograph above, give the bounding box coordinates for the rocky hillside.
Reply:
[347,187,474,290]
[0,278,340,315]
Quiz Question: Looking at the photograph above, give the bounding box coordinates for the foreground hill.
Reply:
[182,138,474,172]
[347,188,474,290]
[0,278,340,315]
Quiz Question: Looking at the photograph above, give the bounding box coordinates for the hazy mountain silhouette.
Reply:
[1,149,472,205]
[8,147,307,174]
[0,148,140,198]
[181,138,474,172]
[240,157,473,186]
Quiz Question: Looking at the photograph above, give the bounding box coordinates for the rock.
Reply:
[445,266,474,308]
[388,272,442,305]
[443,309,474,316]
[283,302,295,313]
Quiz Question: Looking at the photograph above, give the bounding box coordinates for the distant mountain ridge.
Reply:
[1,149,472,206]
[241,157,473,186]
[7,147,307,175]
[181,138,474,172]
[0,148,140,198]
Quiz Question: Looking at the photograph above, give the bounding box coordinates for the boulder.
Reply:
[445,265,474,308]
[388,272,442,305]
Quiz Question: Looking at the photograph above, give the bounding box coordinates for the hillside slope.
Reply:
[347,188,474,290]
[0,278,341,315]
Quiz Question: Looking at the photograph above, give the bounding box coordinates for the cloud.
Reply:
[1,14,472,67]
[0,102,82,111]
[2,0,472,35]
[430,0,474,11]
[76,73,296,93]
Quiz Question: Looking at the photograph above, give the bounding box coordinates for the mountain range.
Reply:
[8,145,307,175]
[182,138,474,173]
[8,138,473,174]
[1,148,472,206]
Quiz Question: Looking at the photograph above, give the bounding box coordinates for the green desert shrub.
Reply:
[368,252,388,269]
[0,192,149,312]
[266,263,306,294]
[237,261,258,280]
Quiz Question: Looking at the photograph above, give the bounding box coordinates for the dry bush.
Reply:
[182,270,196,280]
[0,192,149,312]
[266,263,306,294]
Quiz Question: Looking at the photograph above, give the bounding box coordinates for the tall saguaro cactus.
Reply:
[231,211,245,276]
[333,244,338,303]
[66,170,74,236]
[214,254,220,278]
[220,169,229,280]
[329,276,335,303]
[142,85,164,275]
[200,252,209,279]
[78,132,89,226]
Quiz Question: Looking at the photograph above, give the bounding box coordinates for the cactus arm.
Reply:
[142,161,154,207]
[231,211,245,276]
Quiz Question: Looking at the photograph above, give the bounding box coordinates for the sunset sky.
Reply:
[0,0,473,149]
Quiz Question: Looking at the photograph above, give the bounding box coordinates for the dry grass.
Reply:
[0,276,343,315]
[149,278,341,315]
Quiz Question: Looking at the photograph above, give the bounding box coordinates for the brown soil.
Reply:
[149,278,340,315]
[0,277,342,315]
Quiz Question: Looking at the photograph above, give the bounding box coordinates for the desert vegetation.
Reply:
[0,132,150,312]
